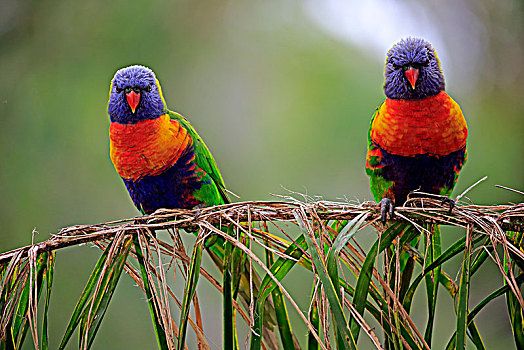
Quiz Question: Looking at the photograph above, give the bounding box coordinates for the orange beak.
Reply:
[126,91,140,113]
[404,67,419,89]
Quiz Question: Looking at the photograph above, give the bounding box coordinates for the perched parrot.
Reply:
[366,37,468,220]
[108,65,229,214]
[365,38,468,345]
[107,65,277,345]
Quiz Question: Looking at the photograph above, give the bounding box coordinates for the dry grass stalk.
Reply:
[1,199,522,266]
[0,198,522,349]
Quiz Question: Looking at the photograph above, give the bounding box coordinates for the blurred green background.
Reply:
[0,0,522,348]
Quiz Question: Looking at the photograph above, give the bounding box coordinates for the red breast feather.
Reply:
[110,114,192,181]
[370,91,467,157]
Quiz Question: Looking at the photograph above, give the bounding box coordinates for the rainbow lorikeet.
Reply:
[365,38,468,345]
[366,37,468,220]
[108,65,229,214]
[107,65,277,344]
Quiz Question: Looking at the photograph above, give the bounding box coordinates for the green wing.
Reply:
[365,102,395,202]
[169,110,230,205]
[365,102,384,177]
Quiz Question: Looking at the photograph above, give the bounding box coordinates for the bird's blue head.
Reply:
[384,37,445,100]
[108,65,167,124]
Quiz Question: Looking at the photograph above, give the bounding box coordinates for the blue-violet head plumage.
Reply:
[384,37,445,100]
[108,65,166,124]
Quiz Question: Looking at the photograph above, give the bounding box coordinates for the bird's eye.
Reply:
[422,61,430,67]
[124,87,132,94]
[144,84,152,93]
[115,86,123,93]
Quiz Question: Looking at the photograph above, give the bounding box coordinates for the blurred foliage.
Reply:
[0,0,522,348]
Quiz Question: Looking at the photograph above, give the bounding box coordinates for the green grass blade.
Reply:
[336,249,421,349]
[330,214,369,257]
[508,231,524,272]
[417,234,484,284]
[295,210,356,350]
[406,231,485,349]
[2,328,16,349]
[378,222,407,251]
[446,318,482,350]
[0,262,6,285]
[505,231,524,348]
[327,213,368,346]
[506,277,524,348]
[58,241,113,350]
[177,237,204,350]
[250,235,307,350]
[388,223,419,350]
[230,237,245,302]
[403,233,488,348]
[404,235,488,312]
[469,273,524,321]
[439,272,485,349]
[328,220,348,238]
[405,236,466,309]
[390,223,419,317]
[265,246,295,349]
[447,324,485,350]
[327,214,369,273]
[454,228,471,349]
[446,274,524,349]
[10,268,31,346]
[223,231,238,350]
[308,286,320,350]
[132,233,169,350]
[423,224,441,346]
[470,243,491,276]
[0,258,17,315]
[259,234,308,299]
[223,241,233,349]
[445,334,456,350]
[13,252,49,348]
[463,317,485,350]
[350,221,404,343]
[271,286,295,349]
[80,236,133,349]
[42,252,55,350]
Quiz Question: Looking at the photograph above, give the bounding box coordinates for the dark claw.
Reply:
[192,204,206,220]
[379,198,395,223]
[441,197,455,213]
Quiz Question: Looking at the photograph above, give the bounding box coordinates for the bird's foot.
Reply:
[192,204,206,220]
[441,197,455,213]
[379,198,395,224]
